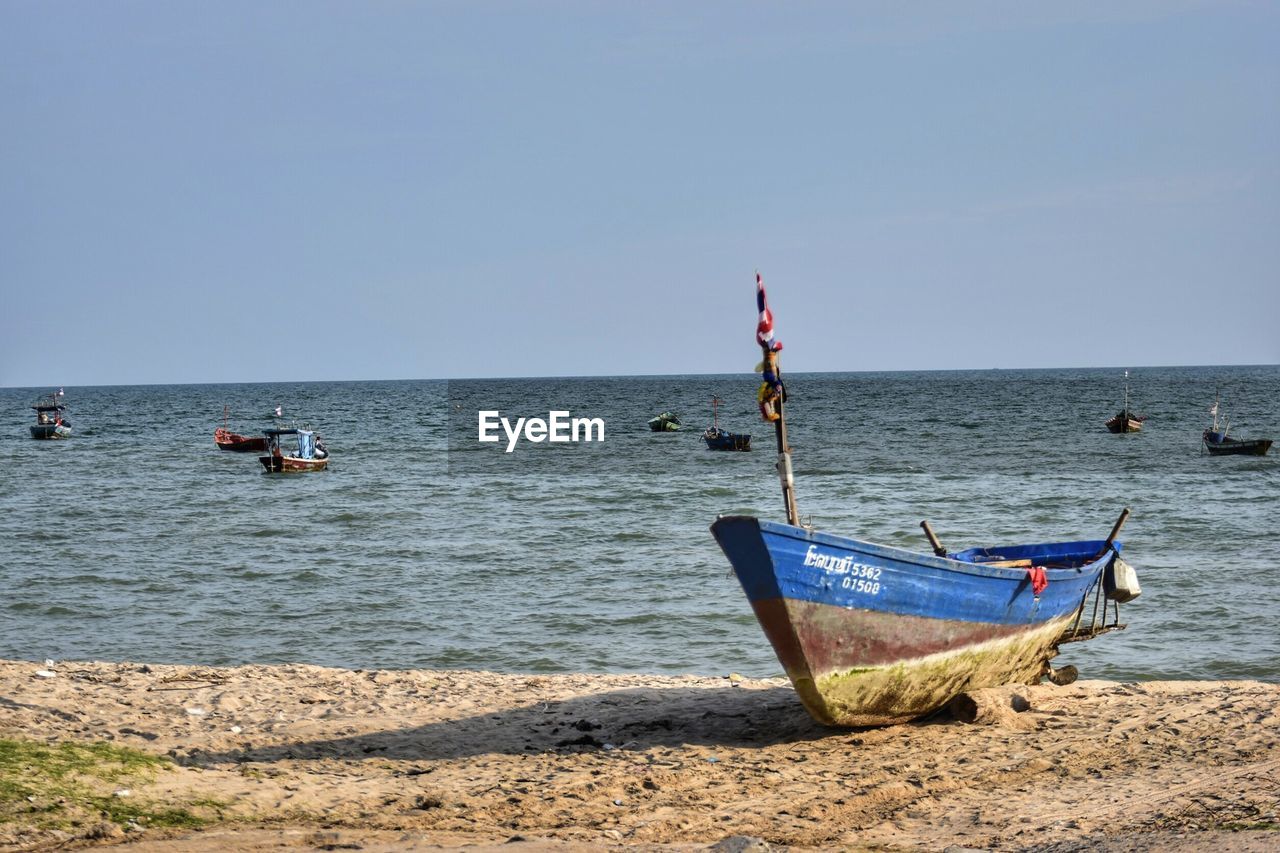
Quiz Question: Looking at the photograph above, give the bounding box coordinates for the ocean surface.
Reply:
[2,366,1277,683]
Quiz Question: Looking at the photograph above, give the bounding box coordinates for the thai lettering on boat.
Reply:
[803,545,852,574]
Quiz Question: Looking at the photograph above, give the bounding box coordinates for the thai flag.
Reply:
[755,272,780,350]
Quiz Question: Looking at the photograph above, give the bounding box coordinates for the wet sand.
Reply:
[1,659,1277,851]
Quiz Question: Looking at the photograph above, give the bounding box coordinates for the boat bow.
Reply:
[712,515,1116,726]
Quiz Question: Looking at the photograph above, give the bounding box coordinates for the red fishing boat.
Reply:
[214,406,267,452]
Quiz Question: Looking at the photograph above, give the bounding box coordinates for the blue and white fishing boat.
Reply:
[710,274,1138,727]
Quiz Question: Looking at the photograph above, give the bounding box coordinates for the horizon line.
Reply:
[4,362,1278,391]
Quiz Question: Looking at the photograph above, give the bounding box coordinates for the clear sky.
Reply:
[2,1,1277,387]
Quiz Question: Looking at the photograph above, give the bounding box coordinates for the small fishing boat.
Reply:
[30,390,72,439]
[1202,395,1272,456]
[259,428,330,473]
[1104,370,1146,433]
[711,274,1138,727]
[648,412,682,432]
[702,396,750,451]
[1105,409,1146,434]
[1204,433,1272,456]
[214,406,268,452]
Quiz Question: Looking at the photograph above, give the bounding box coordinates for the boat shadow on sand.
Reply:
[178,683,904,766]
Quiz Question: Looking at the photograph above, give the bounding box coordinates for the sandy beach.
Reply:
[1,658,1277,851]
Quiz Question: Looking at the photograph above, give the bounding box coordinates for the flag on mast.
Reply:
[756,272,782,352]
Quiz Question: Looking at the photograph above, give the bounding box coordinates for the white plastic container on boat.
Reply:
[1105,556,1141,602]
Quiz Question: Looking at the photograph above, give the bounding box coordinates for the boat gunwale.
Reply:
[724,515,1117,583]
[214,427,259,441]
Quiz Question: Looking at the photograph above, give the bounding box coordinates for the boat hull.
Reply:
[259,455,329,473]
[711,515,1112,727]
[704,429,751,451]
[1105,415,1144,433]
[214,427,268,453]
[30,424,72,439]
[1204,435,1272,456]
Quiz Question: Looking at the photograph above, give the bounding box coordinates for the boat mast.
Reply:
[1123,370,1130,414]
[766,345,800,526]
[755,273,798,526]
[711,396,720,430]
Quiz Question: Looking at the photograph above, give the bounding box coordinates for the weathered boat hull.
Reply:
[704,429,751,451]
[29,423,72,440]
[1203,435,1272,456]
[711,515,1112,727]
[259,455,329,473]
[214,427,268,453]
[1105,414,1144,433]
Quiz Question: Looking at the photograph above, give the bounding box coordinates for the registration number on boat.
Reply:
[803,545,883,595]
[839,576,882,595]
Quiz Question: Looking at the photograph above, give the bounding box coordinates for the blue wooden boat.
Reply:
[1202,395,1272,456]
[703,396,750,451]
[30,390,71,440]
[712,275,1137,727]
[704,428,751,451]
[1204,431,1272,456]
[711,517,1125,726]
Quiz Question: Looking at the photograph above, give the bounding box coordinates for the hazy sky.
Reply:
[3,1,1277,387]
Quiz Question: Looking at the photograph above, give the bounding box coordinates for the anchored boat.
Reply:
[214,406,268,452]
[1202,394,1272,457]
[710,273,1138,727]
[703,396,751,451]
[1105,370,1146,434]
[30,390,71,440]
[259,428,330,473]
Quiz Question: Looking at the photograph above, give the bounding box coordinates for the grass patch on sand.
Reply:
[0,738,213,830]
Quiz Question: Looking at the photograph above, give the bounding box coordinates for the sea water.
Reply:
[1,365,1276,682]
